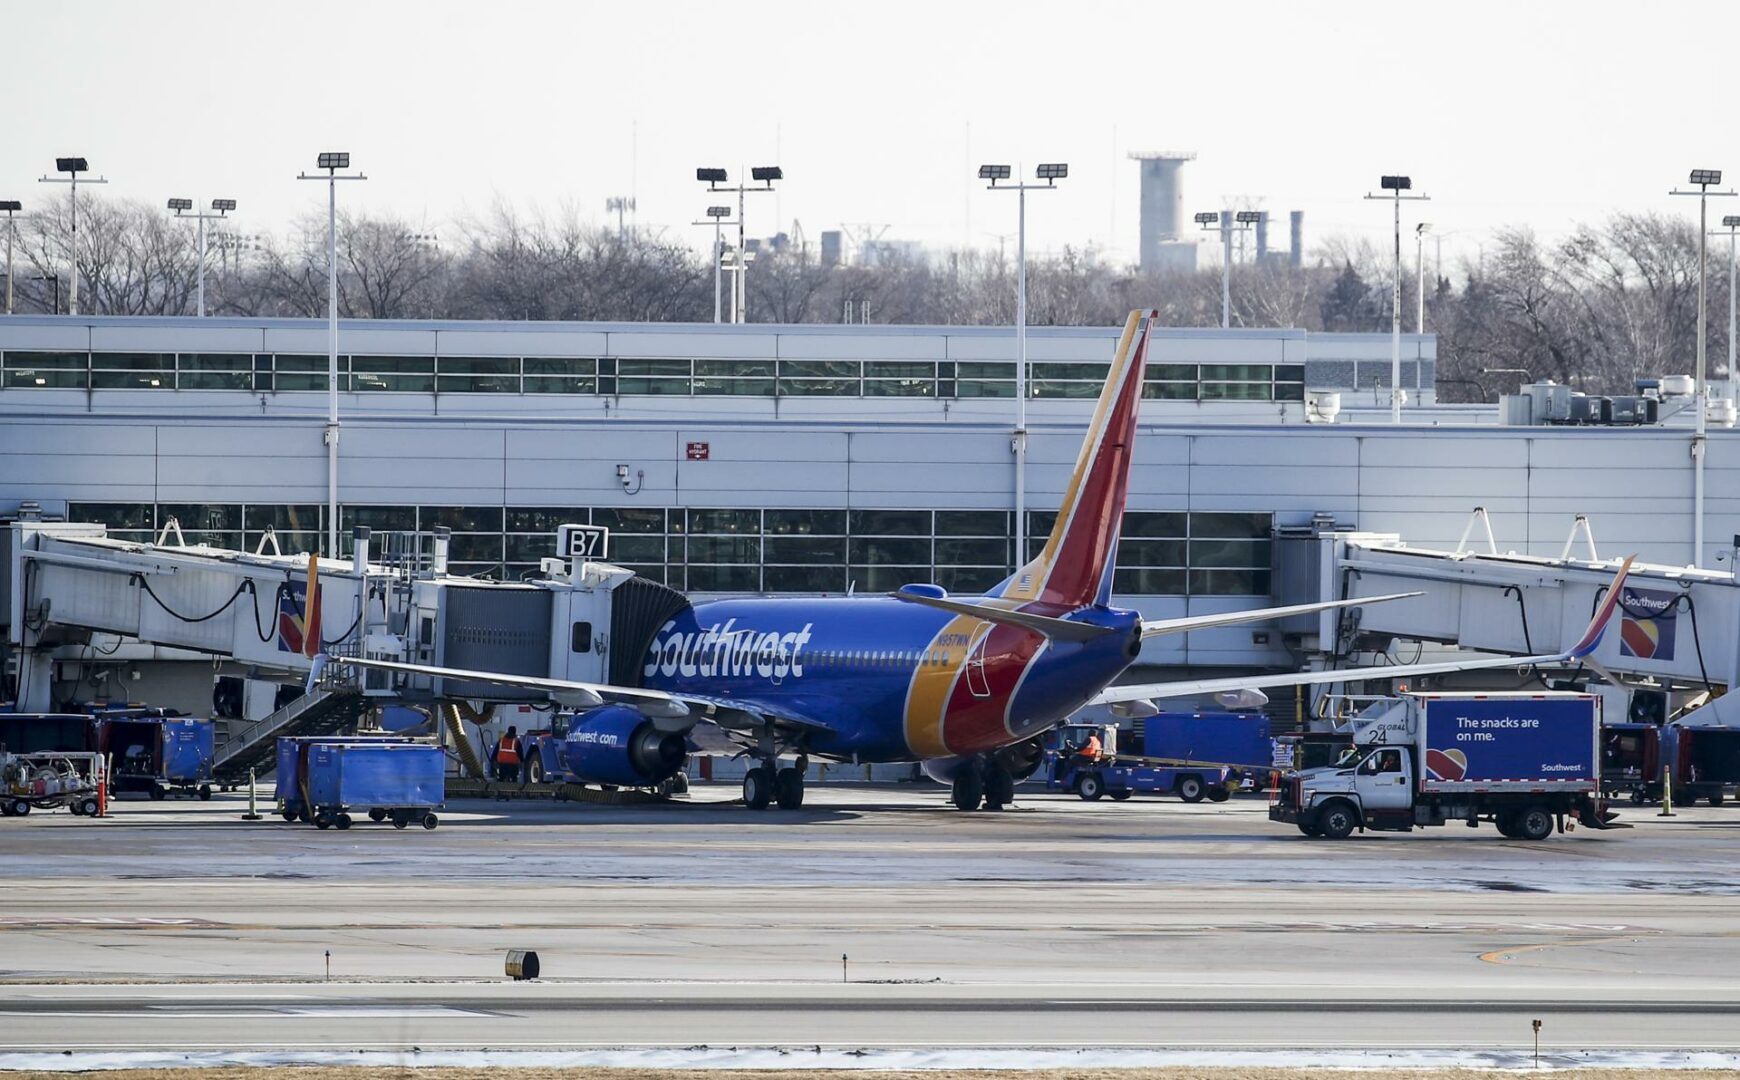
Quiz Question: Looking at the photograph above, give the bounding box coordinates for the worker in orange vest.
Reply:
[494,725,522,782]
[1077,730,1103,761]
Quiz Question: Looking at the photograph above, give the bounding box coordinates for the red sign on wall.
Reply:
[686,441,710,460]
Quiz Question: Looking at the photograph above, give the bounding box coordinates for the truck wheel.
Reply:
[9,799,30,818]
[1207,787,1231,803]
[1297,821,1324,837]
[335,813,353,830]
[1318,801,1358,840]
[77,797,99,817]
[1493,811,1518,838]
[198,785,212,801]
[1077,773,1105,801]
[1177,775,1205,803]
[314,814,332,830]
[392,811,409,830]
[1109,789,1133,801]
[422,813,439,830]
[1710,793,1725,808]
[368,808,387,823]
[525,754,545,784]
[1515,806,1555,841]
[149,784,166,801]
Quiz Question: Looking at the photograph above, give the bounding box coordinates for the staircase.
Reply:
[212,688,369,784]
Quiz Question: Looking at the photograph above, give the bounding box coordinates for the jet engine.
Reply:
[562,704,688,788]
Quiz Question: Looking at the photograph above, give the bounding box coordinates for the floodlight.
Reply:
[978,164,1011,181]
[707,205,730,218]
[1380,175,1411,191]
[1690,169,1723,186]
[1193,211,1219,225]
[212,198,237,212]
[696,167,728,183]
[1036,163,1068,180]
[317,152,350,170]
[56,157,88,174]
[0,200,20,212]
[1235,211,1261,224]
[751,165,783,183]
[1726,215,1740,228]
[167,197,193,211]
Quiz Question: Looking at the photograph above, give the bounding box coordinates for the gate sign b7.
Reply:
[562,525,610,561]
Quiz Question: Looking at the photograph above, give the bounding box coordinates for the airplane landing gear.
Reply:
[743,765,775,810]
[951,770,985,811]
[775,766,805,810]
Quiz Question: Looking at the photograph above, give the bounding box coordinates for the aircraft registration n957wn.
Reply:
[323,309,1626,812]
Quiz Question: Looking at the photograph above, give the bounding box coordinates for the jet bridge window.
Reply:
[571,621,592,653]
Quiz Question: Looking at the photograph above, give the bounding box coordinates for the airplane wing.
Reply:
[1139,592,1422,639]
[1093,556,1633,707]
[315,653,832,737]
[889,588,1421,642]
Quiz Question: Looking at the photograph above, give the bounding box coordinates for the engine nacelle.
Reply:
[562,704,688,788]
[921,737,1044,785]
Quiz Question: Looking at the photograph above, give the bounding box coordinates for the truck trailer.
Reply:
[1269,692,1606,840]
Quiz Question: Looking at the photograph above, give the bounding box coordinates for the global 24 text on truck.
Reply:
[1269,693,1610,841]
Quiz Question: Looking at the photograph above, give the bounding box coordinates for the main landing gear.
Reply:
[742,756,807,811]
[951,758,1015,812]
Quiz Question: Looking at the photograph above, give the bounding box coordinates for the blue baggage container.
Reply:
[274,735,411,822]
[1143,712,1275,770]
[162,719,214,786]
[303,742,445,830]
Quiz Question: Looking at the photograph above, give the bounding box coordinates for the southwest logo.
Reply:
[1618,586,1678,661]
[1424,747,1467,781]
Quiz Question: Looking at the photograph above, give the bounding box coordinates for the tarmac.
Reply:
[2,784,1739,1063]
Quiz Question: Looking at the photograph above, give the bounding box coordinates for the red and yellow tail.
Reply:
[988,308,1154,611]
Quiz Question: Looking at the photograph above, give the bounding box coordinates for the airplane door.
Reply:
[965,632,992,698]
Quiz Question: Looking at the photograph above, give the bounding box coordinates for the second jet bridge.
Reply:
[1276,512,1740,724]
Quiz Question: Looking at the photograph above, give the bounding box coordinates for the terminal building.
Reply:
[0,314,1732,695]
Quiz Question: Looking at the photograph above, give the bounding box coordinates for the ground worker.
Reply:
[1077,729,1102,761]
[494,725,522,782]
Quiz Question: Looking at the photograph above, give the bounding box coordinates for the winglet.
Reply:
[305,652,329,695]
[1568,556,1634,659]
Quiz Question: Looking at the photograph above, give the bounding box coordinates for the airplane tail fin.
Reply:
[302,553,323,660]
[988,308,1154,610]
[1568,555,1634,659]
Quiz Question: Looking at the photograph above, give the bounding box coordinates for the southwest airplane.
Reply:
[326,310,1631,811]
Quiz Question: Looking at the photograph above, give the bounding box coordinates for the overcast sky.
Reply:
[6,0,1738,273]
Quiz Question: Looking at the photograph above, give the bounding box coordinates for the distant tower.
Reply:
[1255,211,1270,262]
[1289,210,1305,269]
[1129,150,1198,274]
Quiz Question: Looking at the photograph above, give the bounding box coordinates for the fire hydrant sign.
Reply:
[686,441,710,460]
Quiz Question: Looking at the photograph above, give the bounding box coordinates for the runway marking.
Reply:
[0,1005,492,1019]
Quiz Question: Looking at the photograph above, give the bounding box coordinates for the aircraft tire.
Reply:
[951,772,985,811]
[743,766,775,810]
[983,765,1015,809]
[775,767,805,810]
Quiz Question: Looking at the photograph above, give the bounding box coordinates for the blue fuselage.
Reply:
[641,597,1140,763]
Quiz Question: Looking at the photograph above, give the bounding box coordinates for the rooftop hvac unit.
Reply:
[1305,391,1341,423]
[1500,394,1534,425]
[1708,397,1737,428]
[1525,381,1572,422]
[1661,374,1695,397]
[1568,395,1610,425]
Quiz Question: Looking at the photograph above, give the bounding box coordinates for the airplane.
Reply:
[320,309,1633,812]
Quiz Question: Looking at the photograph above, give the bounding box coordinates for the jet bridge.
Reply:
[3,519,691,766]
[1276,509,1740,727]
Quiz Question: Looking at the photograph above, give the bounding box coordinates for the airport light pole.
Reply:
[691,205,736,324]
[1196,211,1257,329]
[1,200,19,315]
[1365,175,1429,424]
[697,166,781,324]
[1415,222,1431,334]
[1716,214,1740,412]
[297,152,368,560]
[1670,170,1736,567]
[168,197,237,317]
[980,162,1068,571]
[38,157,108,316]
